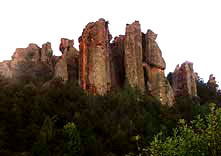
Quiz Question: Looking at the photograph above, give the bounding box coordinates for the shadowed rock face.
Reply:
[208,74,217,90]
[110,36,125,88]
[0,43,54,81]
[54,38,79,82]
[143,29,175,106]
[79,18,112,95]
[124,21,145,91]
[172,62,197,97]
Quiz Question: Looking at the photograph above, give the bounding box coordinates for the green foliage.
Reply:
[146,103,221,156]
[64,122,81,156]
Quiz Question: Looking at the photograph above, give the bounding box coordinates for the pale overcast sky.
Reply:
[0,0,221,85]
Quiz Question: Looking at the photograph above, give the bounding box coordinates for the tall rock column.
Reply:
[79,18,111,95]
[172,61,197,97]
[54,38,79,82]
[124,21,144,91]
[143,29,175,106]
[41,42,53,64]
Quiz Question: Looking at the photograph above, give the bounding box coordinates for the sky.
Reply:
[0,0,221,85]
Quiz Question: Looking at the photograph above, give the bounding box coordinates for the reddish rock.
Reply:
[41,42,53,63]
[124,21,144,91]
[11,44,41,69]
[54,38,79,82]
[172,61,197,97]
[79,18,111,94]
[110,35,125,88]
[143,29,174,106]
[0,60,13,78]
[144,29,166,69]
[208,74,217,90]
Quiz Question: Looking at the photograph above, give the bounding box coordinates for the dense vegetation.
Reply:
[0,75,220,156]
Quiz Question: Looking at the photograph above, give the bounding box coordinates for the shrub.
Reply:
[64,122,81,156]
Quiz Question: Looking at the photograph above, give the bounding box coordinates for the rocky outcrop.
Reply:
[124,21,145,91]
[41,42,53,64]
[0,60,13,78]
[143,30,166,69]
[54,38,79,82]
[79,18,112,95]
[110,36,125,88]
[172,62,197,97]
[143,29,175,106]
[0,43,53,81]
[208,74,217,90]
[11,44,41,69]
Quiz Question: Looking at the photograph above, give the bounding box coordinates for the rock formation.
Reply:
[0,60,13,78]
[142,29,175,106]
[110,36,125,88]
[172,61,197,97]
[41,42,53,64]
[0,19,207,107]
[208,74,217,90]
[79,18,111,95]
[0,43,53,81]
[123,21,145,91]
[54,38,79,82]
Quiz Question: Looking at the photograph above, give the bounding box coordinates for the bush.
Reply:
[64,122,81,156]
[146,103,221,156]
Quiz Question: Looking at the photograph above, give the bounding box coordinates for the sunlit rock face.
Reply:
[172,61,197,97]
[54,38,79,82]
[207,74,217,90]
[143,29,175,106]
[124,21,145,91]
[79,18,112,95]
[41,42,53,64]
[9,43,53,80]
[11,44,41,69]
[0,60,13,78]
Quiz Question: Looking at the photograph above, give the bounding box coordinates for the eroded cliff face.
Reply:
[110,36,125,88]
[124,21,145,91]
[79,18,111,95]
[142,29,175,106]
[208,74,217,91]
[0,19,203,106]
[54,38,79,82]
[0,43,53,81]
[172,62,197,97]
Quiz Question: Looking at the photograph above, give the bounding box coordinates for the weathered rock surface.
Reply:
[143,64,175,106]
[79,18,111,95]
[0,43,53,81]
[143,29,174,106]
[143,29,165,69]
[41,42,53,63]
[172,61,197,97]
[54,38,79,82]
[208,74,217,90]
[110,36,125,88]
[124,21,145,91]
[0,60,13,78]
